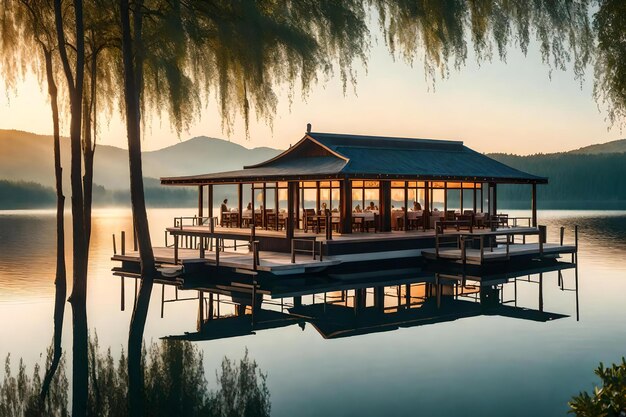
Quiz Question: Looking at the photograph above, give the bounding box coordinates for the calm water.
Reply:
[1,208,626,416]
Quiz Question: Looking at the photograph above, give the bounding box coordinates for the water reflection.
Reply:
[2,209,617,417]
[0,337,271,417]
[149,260,579,342]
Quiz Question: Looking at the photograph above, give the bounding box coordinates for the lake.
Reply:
[1,208,625,416]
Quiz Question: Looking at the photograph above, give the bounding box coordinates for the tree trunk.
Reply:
[82,50,97,247]
[54,0,88,416]
[40,47,67,403]
[120,0,157,415]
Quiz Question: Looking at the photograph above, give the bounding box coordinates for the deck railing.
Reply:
[173,215,217,229]
[433,223,579,264]
[291,238,321,263]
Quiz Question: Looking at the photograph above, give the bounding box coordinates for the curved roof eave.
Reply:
[243,134,350,169]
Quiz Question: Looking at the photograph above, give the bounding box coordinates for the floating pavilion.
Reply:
[161,125,546,238]
[113,127,576,278]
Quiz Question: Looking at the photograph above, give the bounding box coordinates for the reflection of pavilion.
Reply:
[161,260,577,342]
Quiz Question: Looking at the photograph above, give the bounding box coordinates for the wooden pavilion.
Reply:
[161,125,546,244]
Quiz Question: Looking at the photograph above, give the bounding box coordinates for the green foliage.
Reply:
[593,0,626,128]
[374,0,593,82]
[569,358,626,416]
[0,338,270,417]
[0,0,604,136]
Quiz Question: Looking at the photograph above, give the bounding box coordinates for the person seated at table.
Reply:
[365,202,377,211]
[319,202,329,215]
[354,204,362,213]
[242,203,253,217]
[220,198,229,226]
[413,201,422,211]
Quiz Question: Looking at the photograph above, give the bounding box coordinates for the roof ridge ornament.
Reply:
[306,122,312,133]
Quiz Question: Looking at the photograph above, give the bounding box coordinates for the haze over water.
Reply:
[1,208,626,416]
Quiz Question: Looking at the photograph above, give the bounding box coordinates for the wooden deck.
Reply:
[166,224,440,241]
[422,243,577,265]
[112,246,341,276]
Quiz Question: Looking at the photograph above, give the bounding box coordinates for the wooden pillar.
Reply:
[315,181,321,213]
[379,180,392,232]
[480,184,484,212]
[250,183,255,211]
[262,182,267,228]
[473,186,477,212]
[424,181,430,229]
[403,181,408,232]
[208,184,213,220]
[486,183,492,217]
[286,182,297,241]
[237,183,243,227]
[198,185,204,219]
[274,182,279,230]
[443,182,448,214]
[295,182,301,230]
[460,186,463,212]
[340,179,352,234]
[493,183,498,215]
[531,183,537,227]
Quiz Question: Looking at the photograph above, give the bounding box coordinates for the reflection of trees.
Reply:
[0,339,270,417]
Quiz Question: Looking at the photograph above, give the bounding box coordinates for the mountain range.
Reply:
[0,129,281,190]
[1,129,625,209]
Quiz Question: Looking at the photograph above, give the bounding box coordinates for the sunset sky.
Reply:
[0,35,621,155]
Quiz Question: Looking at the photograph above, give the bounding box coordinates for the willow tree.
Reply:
[115,1,369,415]
[372,0,593,87]
[0,0,68,403]
[593,0,626,128]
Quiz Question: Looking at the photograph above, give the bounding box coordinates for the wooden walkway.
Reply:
[422,243,577,265]
[111,246,341,276]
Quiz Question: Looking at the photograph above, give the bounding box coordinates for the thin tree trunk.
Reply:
[120,0,157,415]
[82,50,97,247]
[54,0,88,415]
[40,47,67,403]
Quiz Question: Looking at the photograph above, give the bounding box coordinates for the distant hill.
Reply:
[568,138,626,155]
[0,129,282,190]
[488,152,626,209]
[2,129,626,209]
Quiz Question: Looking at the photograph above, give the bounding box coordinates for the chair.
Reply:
[331,212,340,233]
[408,212,423,231]
[352,216,364,232]
[303,209,316,232]
[264,209,275,230]
[267,212,285,230]
[220,211,231,227]
[474,212,487,228]
[229,212,240,228]
[363,213,377,232]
